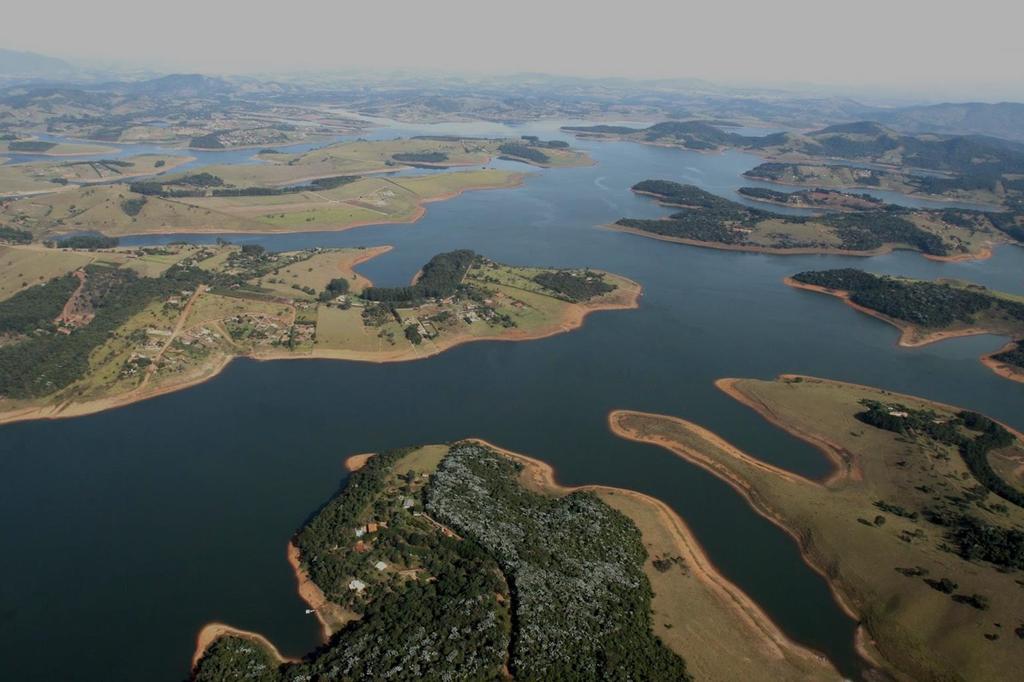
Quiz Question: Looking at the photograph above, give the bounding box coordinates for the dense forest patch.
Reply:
[426,443,688,680]
[362,250,476,303]
[791,269,1024,329]
[533,270,615,302]
[197,442,686,680]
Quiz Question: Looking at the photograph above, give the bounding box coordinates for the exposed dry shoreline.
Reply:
[344,452,375,472]
[607,406,871,663]
[191,623,296,669]
[190,541,356,671]
[610,374,1024,678]
[0,273,640,426]
[981,341,1024,385]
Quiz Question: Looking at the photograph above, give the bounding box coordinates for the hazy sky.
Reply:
[3,0,1023,100]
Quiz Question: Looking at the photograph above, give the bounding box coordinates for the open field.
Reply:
[0,154,192,196]
[1,184,264,236]
[611,375,1024,681]
[0,168,525,238]
[0,245,100,300]
[248,245,389,299]
[0,243,214,300]
[180,170,524,231]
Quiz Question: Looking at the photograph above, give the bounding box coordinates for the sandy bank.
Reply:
[191,622,296,669]
[607,408,867,648]
[344,453,375,472]
[192,541,357,671]
[981,341,1024,385]
[286,541,358,638]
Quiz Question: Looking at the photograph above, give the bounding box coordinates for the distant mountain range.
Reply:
[116,73,232,98]
[0,48,76,79]
[1,48,1022,142]
[873,102,1024,142]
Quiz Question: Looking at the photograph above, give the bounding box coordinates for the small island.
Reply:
[614,180,1016,259]
[0,243,639,424]
[611,375,1024,681]
[786,269,1024,382]
[191,440,837,681]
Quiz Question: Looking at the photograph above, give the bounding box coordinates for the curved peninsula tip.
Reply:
[785,269,1024,383]
[610,374,1024,681]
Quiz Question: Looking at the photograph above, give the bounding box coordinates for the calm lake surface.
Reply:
[2,120,1023,681]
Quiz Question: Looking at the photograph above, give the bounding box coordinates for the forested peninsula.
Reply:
[192,441,837,681]
[787,268,1024,382]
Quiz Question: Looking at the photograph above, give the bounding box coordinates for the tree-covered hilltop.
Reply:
[426,444,688,680]
[619,180,954,256]
[362,250,477,303]
[498,142,550,164]
[790,269,1024,330]
[195,442,688,681]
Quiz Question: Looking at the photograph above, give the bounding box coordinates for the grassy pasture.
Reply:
[0,245,97,300]
[613,376,1024,681]
[251,248,381,299]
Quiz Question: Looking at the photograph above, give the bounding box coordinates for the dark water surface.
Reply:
[2,121,1023,681]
